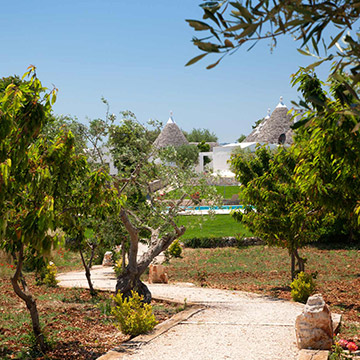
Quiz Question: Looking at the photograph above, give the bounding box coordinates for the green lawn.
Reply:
[167,185,240,200]
[214,186,240,199]
[177,214,252,240]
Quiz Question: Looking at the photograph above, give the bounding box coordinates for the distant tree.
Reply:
[237,134,246,143]
[252,118,264,129]
[197,140,210,152]
[84,110,221,302]
[231,145,322,280]
[168,144,200,169]
[197,141,212,166]
[186,128,218,142]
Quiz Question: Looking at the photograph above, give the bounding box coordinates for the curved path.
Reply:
[57,266,303,360]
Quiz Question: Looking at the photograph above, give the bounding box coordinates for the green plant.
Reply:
[168,240,182,258]
[290,272,316,303]
[111,291,158,337]
[96,298,113,317]
[43,262,59,288]
[113,258,123,277]
[176,298,188,313]
[329,342,347,360]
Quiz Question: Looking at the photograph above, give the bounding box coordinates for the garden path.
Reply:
[57,266,303,360]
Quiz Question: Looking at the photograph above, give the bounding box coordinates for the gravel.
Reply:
[58,266,304,360]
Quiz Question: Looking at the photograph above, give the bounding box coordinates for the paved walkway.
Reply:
[57,266,304,360]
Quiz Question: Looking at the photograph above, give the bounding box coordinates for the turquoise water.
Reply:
[184,205,243,211]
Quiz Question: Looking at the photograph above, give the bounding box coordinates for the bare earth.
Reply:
[58,266,304,360]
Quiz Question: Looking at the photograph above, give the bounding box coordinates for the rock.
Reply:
[102,251,113,267]
[148,264,168,284]
[295,294,333,350]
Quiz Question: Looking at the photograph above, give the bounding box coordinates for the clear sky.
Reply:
[1,0,330,143]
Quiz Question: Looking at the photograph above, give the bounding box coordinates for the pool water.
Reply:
[184,205,243,211]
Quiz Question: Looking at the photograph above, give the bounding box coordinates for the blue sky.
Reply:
[1,1,330,142]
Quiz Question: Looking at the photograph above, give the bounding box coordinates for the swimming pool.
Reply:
[183,205,243,211]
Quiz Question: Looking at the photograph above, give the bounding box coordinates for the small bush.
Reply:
[290,272,316,303]
[43,262,59,287]
[113,259,123,277]
[111,291,158,337]
[168,240,182,258]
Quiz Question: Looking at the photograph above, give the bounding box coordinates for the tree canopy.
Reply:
[185,128,218,142]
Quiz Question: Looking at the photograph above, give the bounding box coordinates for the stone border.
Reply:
[96,300,205,360]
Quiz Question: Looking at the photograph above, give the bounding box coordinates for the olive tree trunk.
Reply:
[115,209,185,302]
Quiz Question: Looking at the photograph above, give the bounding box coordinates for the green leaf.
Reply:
[185,53,209,66]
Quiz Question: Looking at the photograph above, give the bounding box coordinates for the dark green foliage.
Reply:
[174,144,200,168]
[292,70,360,241]
[197,141,212,166]
[183,237,238,248]
[237,134,246,143]
[231,145,323,279]
[185,128,218,142]
[197,141,210,152]
[252,119,264,130]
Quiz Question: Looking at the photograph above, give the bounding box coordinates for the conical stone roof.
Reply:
[153,114,189,148]
[245,97,294,145]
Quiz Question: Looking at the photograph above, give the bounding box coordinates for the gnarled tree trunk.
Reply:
[116,209,185,302]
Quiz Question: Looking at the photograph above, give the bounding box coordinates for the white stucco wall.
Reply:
[212,142,278,176]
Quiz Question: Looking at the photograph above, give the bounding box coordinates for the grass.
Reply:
[166,185,240,200]
[177,214,253,240]
[214,185,240,199]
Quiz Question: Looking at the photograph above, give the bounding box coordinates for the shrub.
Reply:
[290,272,316,303]
[168,240,182,258]
[113,258,123,277]
[111,291,158,337]
[43,262,59,287]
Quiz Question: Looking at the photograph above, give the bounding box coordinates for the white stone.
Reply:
[102,251,113,266]
[295,294,333,350]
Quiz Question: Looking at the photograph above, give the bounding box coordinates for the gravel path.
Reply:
[57,266,303,360]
